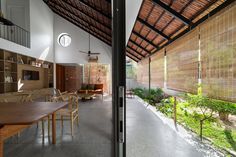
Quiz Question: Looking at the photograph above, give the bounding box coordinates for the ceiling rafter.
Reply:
[149,0,234,56]
[55,0,111,30]
[51,2,111,38]
[152,0,192,26]
[126,56,138,62]
[129,40,150,55]
[126,52,140,62]
[126,49,142,60]
[127,45,146,58]
[132,31,159,51]
[135,4,156,53]
[147,0,175,52]
[137,17,170,40]
[153,0,195,47]
[191,0,218,20]
[49,6,111,46]
[79,0,111,19]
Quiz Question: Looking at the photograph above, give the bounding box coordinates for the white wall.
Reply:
[0,0,54,62]
[54,14,112,64]
[126,0,143,44]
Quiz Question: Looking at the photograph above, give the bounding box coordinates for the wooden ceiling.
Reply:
[126,0,234,62]
[43,0,112,45]
[43,0,234,62]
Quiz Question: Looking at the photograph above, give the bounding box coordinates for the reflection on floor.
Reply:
[126,98,205,157]
[4,97,113,157]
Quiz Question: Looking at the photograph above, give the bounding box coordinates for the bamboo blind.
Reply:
[150,50,164,88]
[200,3,236,102]
[137,58,149,85]
[166,29,199,93]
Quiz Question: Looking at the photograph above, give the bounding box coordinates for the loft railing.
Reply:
[0,24,30,48]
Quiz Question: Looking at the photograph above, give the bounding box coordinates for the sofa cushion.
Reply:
[88,84,95,90]
[81,84,87,90]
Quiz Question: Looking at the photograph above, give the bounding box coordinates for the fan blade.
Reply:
[90,52,101,55]
[79,51,88,54]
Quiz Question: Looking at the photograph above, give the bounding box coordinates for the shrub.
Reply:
[132,87,164,106]
[157,97,175,117]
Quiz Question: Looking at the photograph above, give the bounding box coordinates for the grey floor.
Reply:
[4,97,205,157]
[126,98,204,157]
[4,97,113,157]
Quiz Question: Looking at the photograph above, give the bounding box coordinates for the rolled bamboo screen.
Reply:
[137,58,149,85]
[150,50,164,88]
[166,29,199,94]
[201,3,236,102]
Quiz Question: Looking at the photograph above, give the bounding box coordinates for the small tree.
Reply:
[211,99,236,122]
[187,94,216,141]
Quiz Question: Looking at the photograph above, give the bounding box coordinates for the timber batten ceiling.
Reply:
[43,0,112,46]
[127,0,235,62]
[42,0,234,62]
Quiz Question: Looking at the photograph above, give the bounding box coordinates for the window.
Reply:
[58,33,71,47]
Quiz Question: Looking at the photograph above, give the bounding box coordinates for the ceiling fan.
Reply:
[79,34,101,56]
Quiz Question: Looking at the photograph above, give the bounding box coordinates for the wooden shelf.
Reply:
[5,60,17,64]
[5,82,17,84]
[0,49,54,93]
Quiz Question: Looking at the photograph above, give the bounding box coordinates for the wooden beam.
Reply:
[132,31,159,50]
[126,53,139,62]
[126,49,142,60]
[137,17,170,40]
[129,40,151,54]
[127,45,146,58]
[152,0,192,25]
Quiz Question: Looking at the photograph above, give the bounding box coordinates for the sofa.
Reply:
[78,84,103,98]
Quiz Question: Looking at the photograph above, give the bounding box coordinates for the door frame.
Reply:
[112,0,126,157]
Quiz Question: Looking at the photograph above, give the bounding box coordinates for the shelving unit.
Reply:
[0,49,54,93]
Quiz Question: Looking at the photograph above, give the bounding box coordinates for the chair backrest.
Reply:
[0,99,7,102]
[21,94,33,102]
[3,94,32,103]
[49,96,62,102]
[68,95,79,111]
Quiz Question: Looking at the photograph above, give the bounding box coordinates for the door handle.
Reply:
[118,86,124,143]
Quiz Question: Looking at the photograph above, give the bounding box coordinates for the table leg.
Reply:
[52,113,56,144]
[0,125,3,157]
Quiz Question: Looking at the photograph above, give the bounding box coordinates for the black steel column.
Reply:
[149,57,151,92]
[112,0,126,157]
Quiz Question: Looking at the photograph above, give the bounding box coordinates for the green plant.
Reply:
[211,99,236,121]
[157,97,175,117]
[186,94,216,141]
[157,94,236,153]
[132,87,164,106]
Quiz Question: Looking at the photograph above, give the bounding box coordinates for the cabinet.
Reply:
[0,50,18,93]
[0,49,54,93]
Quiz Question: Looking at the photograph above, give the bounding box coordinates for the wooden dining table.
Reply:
[0,102,68,157]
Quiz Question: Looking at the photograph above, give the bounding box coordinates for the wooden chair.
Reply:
[2,93,33,141]
[55,89,70,102]
[58,95,79,137]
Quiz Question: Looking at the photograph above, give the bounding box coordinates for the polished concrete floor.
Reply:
[4,97,206,157]
[4,97,113,157]
[126,98,204,157]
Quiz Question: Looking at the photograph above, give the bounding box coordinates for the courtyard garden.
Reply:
[132,87,236,156]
